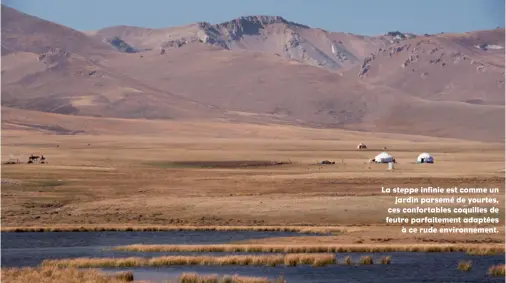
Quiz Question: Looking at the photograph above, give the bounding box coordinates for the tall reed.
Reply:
[466,247,504,256]
[111,243,504,254]
[179,273,274,283]
[0,267,131,283]
[41,254,336,268]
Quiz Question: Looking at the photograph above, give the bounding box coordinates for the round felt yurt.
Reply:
[374,152,394,163]
[417,152,434,163]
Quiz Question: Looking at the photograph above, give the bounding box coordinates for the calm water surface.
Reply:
[105,253,505,283]
[2,231,504,282]
[1,230,301,267]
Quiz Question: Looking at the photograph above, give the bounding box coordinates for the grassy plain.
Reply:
[1,116,504,245]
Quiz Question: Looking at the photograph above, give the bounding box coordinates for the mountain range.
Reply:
[1,5,504,142]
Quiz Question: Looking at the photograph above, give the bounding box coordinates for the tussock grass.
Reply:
[0,267,131,283]
[41,254,335,268]
[1,225,342,235]
[359,256,374,265]
[312,256,336,267]
[380,255,392,264]
[344,256,352,265]
[457,260,472,271]
[179,273,218,283]
[112,271,134,282]
[179,273,274,283]
[380,256,391,264]
[488,264,505,276]
[111,243,505,254]
[284,254,336,267]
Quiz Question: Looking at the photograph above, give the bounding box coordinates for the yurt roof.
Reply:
[376,151,392,158]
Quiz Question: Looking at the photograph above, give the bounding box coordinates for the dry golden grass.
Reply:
[457,260,472,271]
[0,267,132,283]
[1,123,504,245]
[466,247,505,255]
[113,271,135,282]
[488,264,505,276]
[359,256,374,265]
[178,273,276,283]
[284,254,336,266]
[41,254,335,268]
[111,244,505,254]
[380,256,392,264]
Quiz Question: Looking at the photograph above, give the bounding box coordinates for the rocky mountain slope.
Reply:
[355,28,505,105]
[92,15,404,71]
[1,5,504,142]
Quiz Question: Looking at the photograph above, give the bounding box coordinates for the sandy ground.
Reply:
[1,122,504,244]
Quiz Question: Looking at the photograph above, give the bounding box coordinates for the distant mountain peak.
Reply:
[216,15,309,29]
[221,15,286,25]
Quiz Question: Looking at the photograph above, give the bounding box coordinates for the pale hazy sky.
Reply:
[4,0,505,35]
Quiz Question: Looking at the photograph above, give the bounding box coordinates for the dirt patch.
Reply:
[31,180,66,187]
[149,160,290,169]
[7,122,84,135]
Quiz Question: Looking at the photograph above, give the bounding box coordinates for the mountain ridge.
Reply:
[1,5,504,142]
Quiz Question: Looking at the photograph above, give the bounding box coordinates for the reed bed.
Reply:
[0,267,132,283]
[488,264,505,276]
[178,273,276,283]
[1,225,342,235]
[466,247,504,255]
[113,271,134,282]
[457,260,472,271]
[111,243,505,254]
[41,254,336,268]
[284,254,336,266]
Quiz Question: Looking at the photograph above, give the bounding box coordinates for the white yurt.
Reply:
[374,152,394,163]
[417,152,434,163]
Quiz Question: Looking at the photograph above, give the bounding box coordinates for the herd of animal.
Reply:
[5,153,47,165]
[27,154,47,164]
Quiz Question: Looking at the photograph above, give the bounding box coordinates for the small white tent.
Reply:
[374,152,394,163]
[417,153,434,163]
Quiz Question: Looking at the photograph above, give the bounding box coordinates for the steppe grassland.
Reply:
[1,119,504,244]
